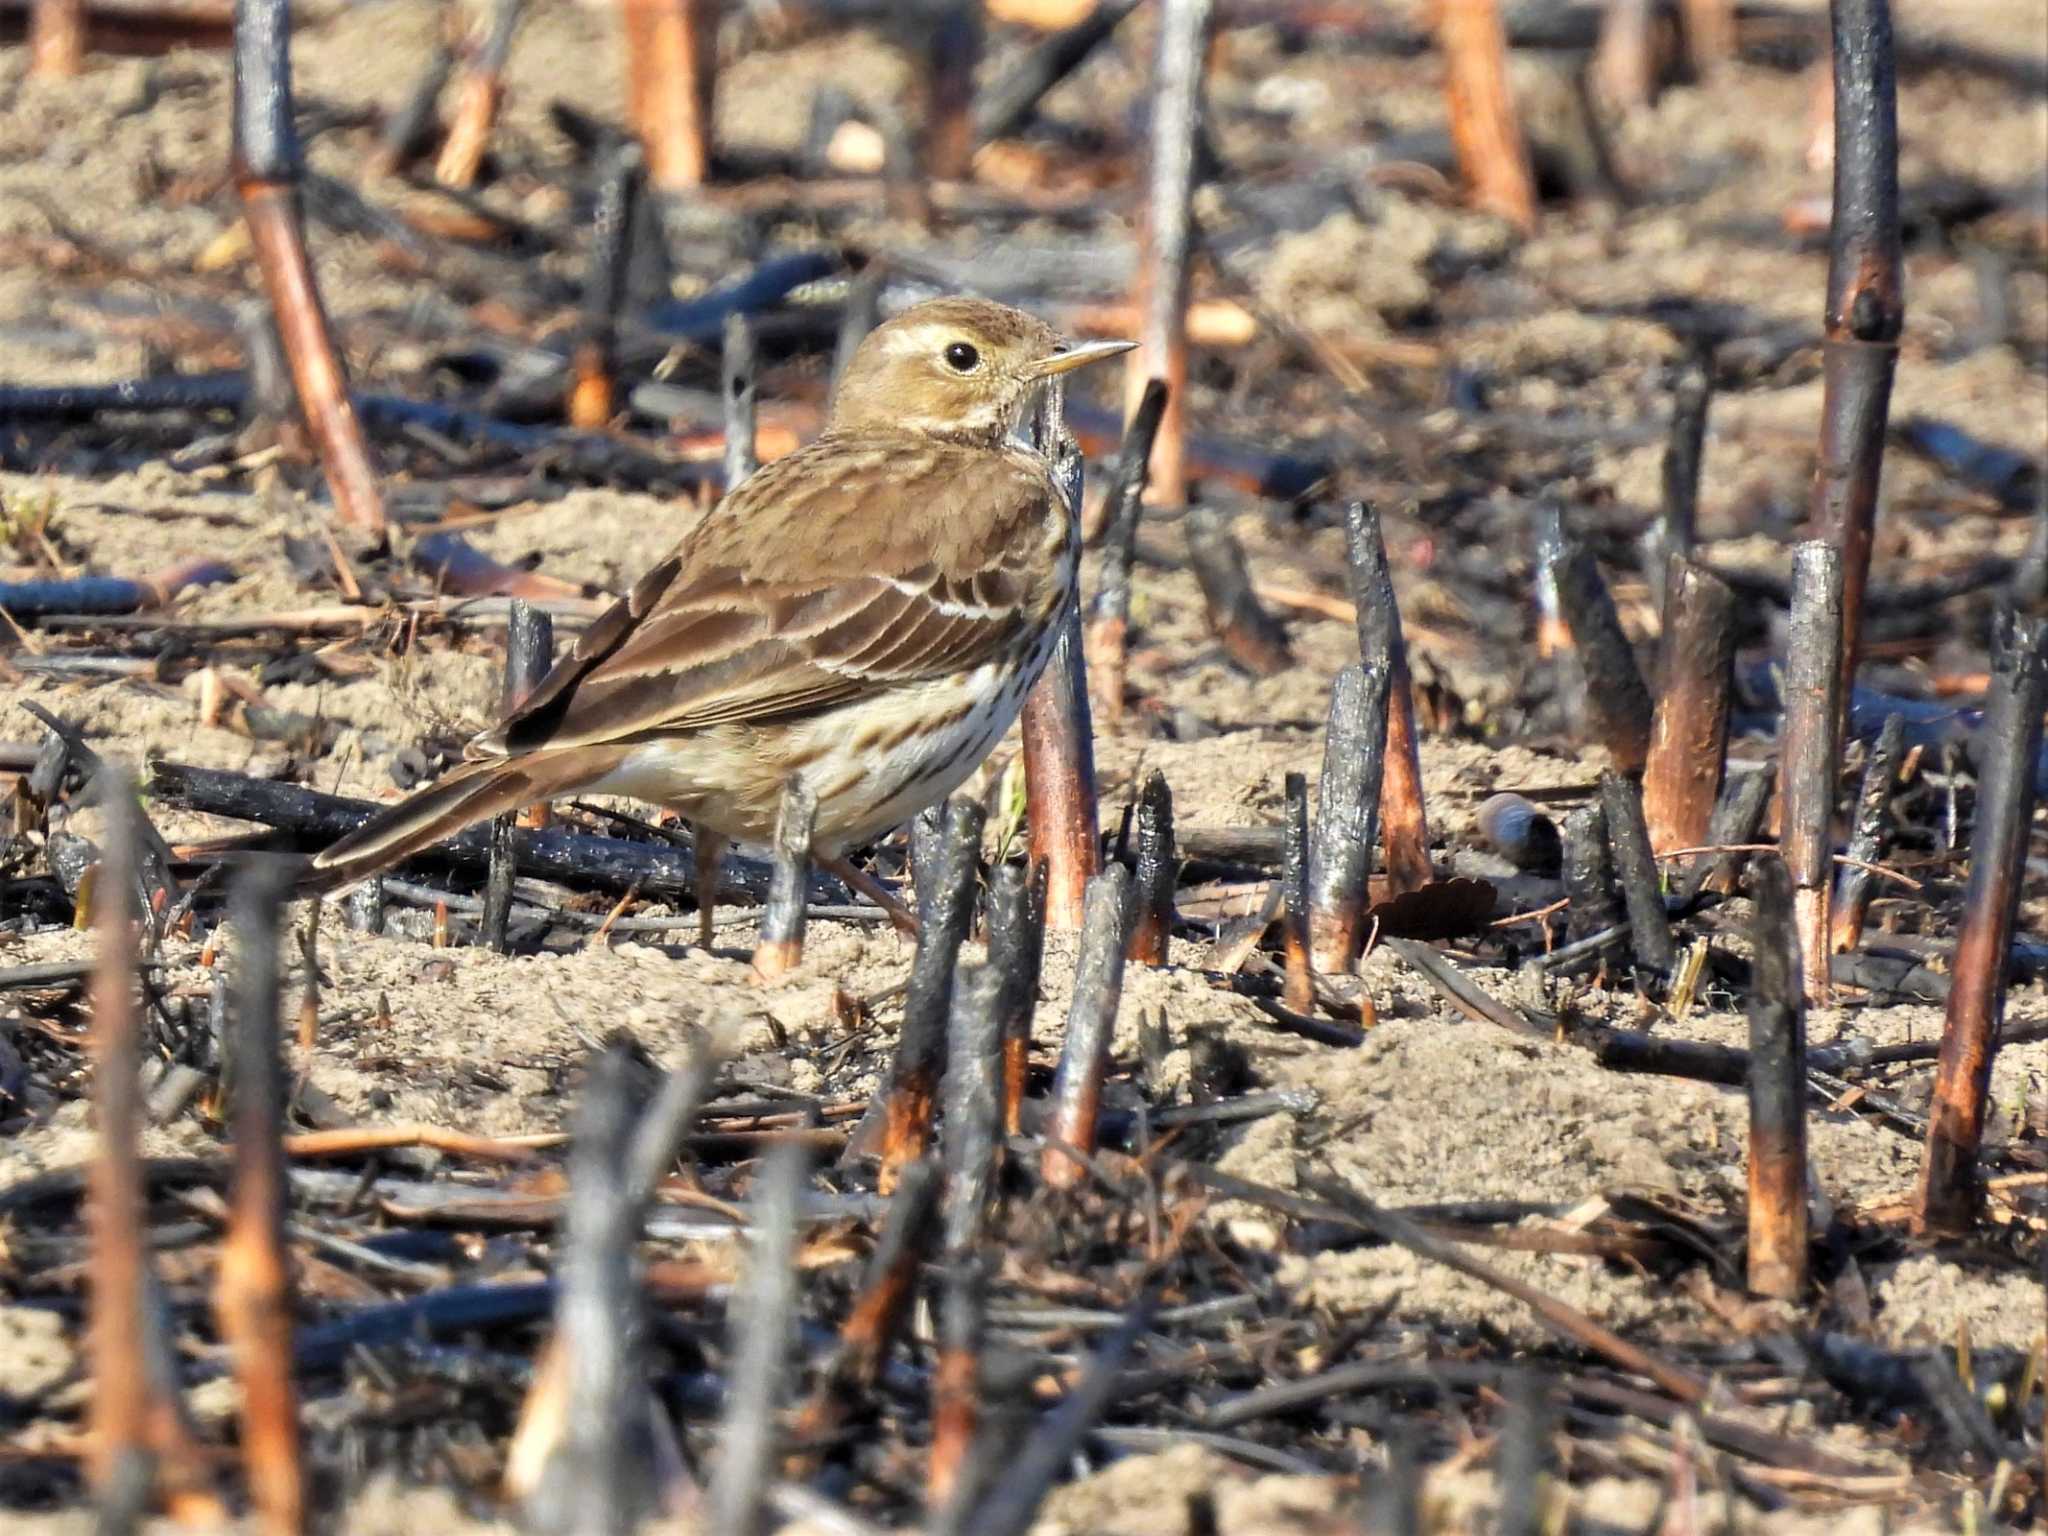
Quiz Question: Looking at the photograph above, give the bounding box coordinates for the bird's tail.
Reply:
[303,753,605,896]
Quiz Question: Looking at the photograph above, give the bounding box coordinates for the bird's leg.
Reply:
[693,825,729,950]
[818,854,920,938]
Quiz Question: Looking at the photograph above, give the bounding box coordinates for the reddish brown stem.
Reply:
[216,862,305,1535]
[1642,557,1735,852]
[621,0,715,189]
[238,184,387,537]
[1435,0,1537,232]
[1745,857,1808,1299]
[1916,611,2046,1235]
[29,0,84,74]
[1343,505,1432,895]
[1123,769,1176,965]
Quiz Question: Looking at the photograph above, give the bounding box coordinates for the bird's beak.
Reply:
[1026,338,1137,380]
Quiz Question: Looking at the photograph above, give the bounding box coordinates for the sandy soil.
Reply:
[2,0,2045,1531]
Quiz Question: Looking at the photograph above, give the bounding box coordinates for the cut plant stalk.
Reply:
[1600,772,1676,978]
[434,0,526,188]
[88,768,218,1522]
[1124,769,1176,965]
[1021,413,1100,930]
[753,778,818,981]
[621,0,715,189]
[1309,660,1392,974]
[1435,0,1537,231]
[877,799,983,1191]
[1040,863,1132,1189]
[484,599,556,950]
[795,1162,939,1448]
[30,0,84,75]
[216,859,304,1536]
[987,861,1047,1136]
[568,143,643,430]
[1550,530,1654,776]
[1642,557,1735,853]
[931,969,1002,1511]
[1281,772,1314,1013]
[1781,542,1846,1006]
[1654,353,1712,607]
[1745,856,1809,1300]
[1828,712,1905,954]
[707,1142,805,1536]
[1342,504,1432,894]
[1916,611,2047,1235]
[1126,0,1209,508]
[972,0,1141,145]
[1186,503,1293,675]
[1679,0,1736,75]
[924,2,982,182]
[232,0,387,538]
[722,309,759,489]
[1812,0,1902,704]
[1083,378,1167,726]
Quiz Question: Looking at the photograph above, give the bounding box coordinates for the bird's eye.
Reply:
[943,341,980,373]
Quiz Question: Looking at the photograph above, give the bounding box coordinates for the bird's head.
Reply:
[828,296,1134,445]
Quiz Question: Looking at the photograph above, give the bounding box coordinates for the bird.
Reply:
[308,297,1134,941]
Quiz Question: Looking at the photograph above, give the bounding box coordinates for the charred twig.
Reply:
[1674,764,1774,907]
[1124,770,1176,965]
[1435,0,1537,231]
[1308,661,1392,973]
[370,41,454,178]
[1559,802,1620,958]
[1186,503,1293,675]
[1642,558,1734,852]
[568,143,644,430]
[622,0,715,189]
[1084,378,1166,726]
[1041,863,1132,1188]
[232,0,387,538]
[796,1161,939,1448]
[216,860,303,1535]
[1828,712,1904,954]
[1782,542,1846,1005]
[88,769,218,1522]
[1299,1173,1709,1403]
[435,0,526,188]
[950,1290,1159,1536]
[1599,772,1677,978]
[1021,417,1100,930]
[988,861,1047,1137]
[753,779,818,981]
[1382,937,1543,1041]
[709,1142,805,1536]
[1280,773,1314,1013]
[1128,0,1208,507]
[877,799,983,1190]
[1917,611,2047,1235]
[0,557,232,621]
[973,0,1139,143]
[483,600,555,950]
[1812,0,1902,698]
[722,310,759,489]
[1745,856,1808,1300]
[1342,505,1431,894]
[923,3,982,182]
[1655,351,1713,593]
[1551,531,1654,775]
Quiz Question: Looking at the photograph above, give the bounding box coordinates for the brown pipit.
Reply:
[310,297,1132,935]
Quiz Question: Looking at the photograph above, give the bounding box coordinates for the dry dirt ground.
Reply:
[1,0,2045,1531]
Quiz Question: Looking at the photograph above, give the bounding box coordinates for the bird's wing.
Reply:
[470,437,1063,758]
